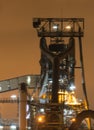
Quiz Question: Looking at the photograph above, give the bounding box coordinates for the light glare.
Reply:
[65,25,71,30]
[0,125,3,128]
[10,125,16,129]
[27,76,31,85]
[10,95,17,99]
[37,115,45,123]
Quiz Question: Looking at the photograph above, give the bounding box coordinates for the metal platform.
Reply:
[33,18,84,37]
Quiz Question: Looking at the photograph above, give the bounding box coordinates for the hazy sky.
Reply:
[0,0,94,109]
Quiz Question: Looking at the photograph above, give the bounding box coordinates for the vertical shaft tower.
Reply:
[32,18,90,130]
[33,18,88,106]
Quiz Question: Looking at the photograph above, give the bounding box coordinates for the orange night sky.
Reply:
[0,0,94,109]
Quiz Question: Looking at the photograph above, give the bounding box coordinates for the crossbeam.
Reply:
[33,18,84,37]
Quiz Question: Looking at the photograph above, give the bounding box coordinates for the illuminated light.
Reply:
[27,126,31,129]
[31,97,34,101]
[66,95,81,105]
[64,109,74,116]
[26,104,29,111]
[0,87,2,91]
[70,84,76,91]
[71,91,75,94]
[26,113,30,119]
[26,104,30,119]
[58,91,68,94]
[27,76,31,85]
[37,115,45,123]
[58,91,69,103]
[64,109,67,115]
[0,125,3,129]
[52,24,59,31]
[53,24,58,29]
[71,118,76,122]
[59,79,64,83]
[49,80,53,83]
[66,102,81,105]
[40,108,45,113]
[65,25,71,30]
[10,95,17,99]
[42,94,46,99]
[10,125,16,129]
[68,110,74,115]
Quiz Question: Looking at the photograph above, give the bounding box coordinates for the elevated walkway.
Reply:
[0,74,40,93]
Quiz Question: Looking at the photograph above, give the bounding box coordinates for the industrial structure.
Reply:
[31,18,94,130]
[0,75,40,130]
[0,18,94,130]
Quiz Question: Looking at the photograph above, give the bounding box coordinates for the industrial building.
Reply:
[0,18,94,130]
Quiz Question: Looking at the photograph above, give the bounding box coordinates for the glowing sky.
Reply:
[0,0,94,109]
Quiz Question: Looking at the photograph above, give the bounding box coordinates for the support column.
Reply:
[19,82,27,130]
[52,57,59,103]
